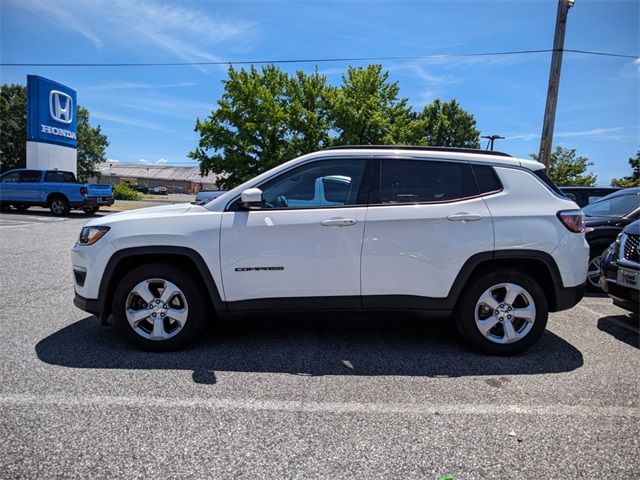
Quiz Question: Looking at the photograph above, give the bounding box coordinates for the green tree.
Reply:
[191,66,334,189]
[531,146,597,186]
[611,148,640,187]
[191,65,483,187]
[76,106,109,181]
[0,84,108,179]
[415,98,481,148]
[0,84,27,172]
[329,65,414,145]
[286,69,332,157]
[190,65,292,189]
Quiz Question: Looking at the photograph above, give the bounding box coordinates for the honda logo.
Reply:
[49,90,73,124]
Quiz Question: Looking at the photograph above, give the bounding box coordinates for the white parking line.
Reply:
[0,216,67,228]
[576,304,640,334]
[0,393,638,417]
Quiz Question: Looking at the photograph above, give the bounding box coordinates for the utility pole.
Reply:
[539,0,575,166]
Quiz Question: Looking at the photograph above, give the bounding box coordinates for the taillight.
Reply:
[557,210,585,233]
[80,187,88,196]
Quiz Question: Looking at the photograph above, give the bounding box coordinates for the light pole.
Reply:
[539,0,575,166]
[481,135,505,151]
[109,162,113,185]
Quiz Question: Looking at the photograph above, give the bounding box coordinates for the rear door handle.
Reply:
[321,218,357,227]
[447,213,482,222]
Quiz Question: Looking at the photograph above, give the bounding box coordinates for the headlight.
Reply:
[78,226,110,245]
[615,232,624,245]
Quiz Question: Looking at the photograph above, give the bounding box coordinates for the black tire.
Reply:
[48,196,70,216]
[586,249,605,292]
[83,206,99,214]
[112,263,208,352]
[455,269,548,355]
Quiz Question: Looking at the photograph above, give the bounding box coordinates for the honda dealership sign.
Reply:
[26,75,78,174]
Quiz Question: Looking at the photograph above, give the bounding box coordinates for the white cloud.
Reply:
[555,127,623,138]
[90,111,175,133]
[156,159,168,165]
[82,82,197,92]
[138,159,151,165]
[9,0,254,66]
[506,126,637,143]
[506,133,538,142]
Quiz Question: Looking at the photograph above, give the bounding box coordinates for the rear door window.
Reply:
[45,171,77,183]
[376,159,477,204]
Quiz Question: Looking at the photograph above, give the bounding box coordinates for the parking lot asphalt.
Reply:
[0,209,638,479]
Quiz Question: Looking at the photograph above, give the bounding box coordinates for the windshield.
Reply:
[583,193,640,218]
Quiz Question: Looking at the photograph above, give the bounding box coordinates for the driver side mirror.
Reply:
[241,187,264,210]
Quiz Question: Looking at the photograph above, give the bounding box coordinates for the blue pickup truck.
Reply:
[0,168,114,215]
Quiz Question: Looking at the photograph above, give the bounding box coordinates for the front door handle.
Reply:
[321,218,357,227]
[447,213,482,222]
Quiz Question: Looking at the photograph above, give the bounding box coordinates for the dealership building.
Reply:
[91,163,220,194]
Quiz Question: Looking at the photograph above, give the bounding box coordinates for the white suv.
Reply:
[72,146,589,354]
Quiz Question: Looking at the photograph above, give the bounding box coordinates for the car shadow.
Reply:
[36,313,584,384]
[597,314,639,349]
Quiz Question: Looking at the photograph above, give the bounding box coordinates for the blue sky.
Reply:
[1,0,638,184]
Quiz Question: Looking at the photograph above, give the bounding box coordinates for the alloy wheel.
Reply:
[474,283,536,344]
[587,256,602,289]
[125,278,189,341]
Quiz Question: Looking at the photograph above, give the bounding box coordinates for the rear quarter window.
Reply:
[532,169,567,198]
[472,164,502,195]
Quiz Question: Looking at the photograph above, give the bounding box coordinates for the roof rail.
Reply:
[323,145,512,157]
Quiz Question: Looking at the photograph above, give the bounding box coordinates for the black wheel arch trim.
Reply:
[97,246,225,321]
[444,249,578,313]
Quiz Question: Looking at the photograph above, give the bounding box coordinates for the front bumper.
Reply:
[600,247,639,314]
[73,292,103,317]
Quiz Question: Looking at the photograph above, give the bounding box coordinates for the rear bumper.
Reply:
[554,283,586,311]
[70,197,114,208]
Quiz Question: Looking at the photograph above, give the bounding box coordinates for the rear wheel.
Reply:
[112,263,208,351]
[48,196,69,215]
[83,206,99,214]
[455,269,548,355]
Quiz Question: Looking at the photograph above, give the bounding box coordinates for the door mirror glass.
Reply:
[241,188,264,209]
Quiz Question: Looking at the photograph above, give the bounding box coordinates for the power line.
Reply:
[0,48,637,68]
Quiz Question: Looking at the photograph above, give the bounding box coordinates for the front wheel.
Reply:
[112,263,208,351]
[586,250,604,292]
[455,269,548,355]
